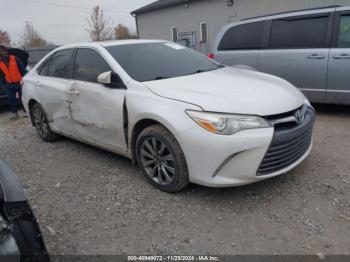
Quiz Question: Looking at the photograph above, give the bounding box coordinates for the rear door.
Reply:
[35,48,76,135]
[327,8,350,104]
[258,10,334,102]
[70,48,127,152]
[214,21,266,69]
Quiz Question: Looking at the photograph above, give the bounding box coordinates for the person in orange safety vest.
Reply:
[0,45,27,120]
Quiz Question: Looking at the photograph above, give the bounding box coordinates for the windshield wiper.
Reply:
[142,76,170,82]
[185,68,216,76]
[154,76,169,80]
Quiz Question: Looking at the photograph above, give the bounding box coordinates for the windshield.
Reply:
[106,42,223,82]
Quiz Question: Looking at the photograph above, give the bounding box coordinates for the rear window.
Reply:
[269,16,329,49]
[37,59,50,76]
[218,22,264,50]
[41,49,74,79]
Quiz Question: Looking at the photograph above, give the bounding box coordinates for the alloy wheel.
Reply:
[140,137,176,186]
[34,107,49,138]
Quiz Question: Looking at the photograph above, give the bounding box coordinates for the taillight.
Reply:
[207,53,214,59]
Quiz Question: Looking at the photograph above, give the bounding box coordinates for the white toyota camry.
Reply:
[22,40,315,192]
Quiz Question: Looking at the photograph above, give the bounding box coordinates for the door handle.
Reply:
[333,54,350,59]
[36,81,41,88]
[307,54,325,59]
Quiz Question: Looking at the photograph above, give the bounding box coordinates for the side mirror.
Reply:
[97,71,126,89]
[97,71,112,84]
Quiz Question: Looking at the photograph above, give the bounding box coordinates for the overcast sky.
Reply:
[0,0,155,45]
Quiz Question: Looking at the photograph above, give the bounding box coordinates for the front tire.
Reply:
[136,125,189,193]
[32,103,59,142]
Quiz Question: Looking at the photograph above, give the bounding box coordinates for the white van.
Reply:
[213,5,350,105]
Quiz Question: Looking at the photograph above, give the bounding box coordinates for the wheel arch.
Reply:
[130,117,178,165]
[28,99,39,126]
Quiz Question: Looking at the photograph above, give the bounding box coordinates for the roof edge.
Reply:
[131,0,201,15]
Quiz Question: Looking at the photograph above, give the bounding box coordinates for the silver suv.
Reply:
[213,5,350,105]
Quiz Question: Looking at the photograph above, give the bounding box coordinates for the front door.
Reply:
[259,12,333,103]
[69,48,127,152]
[327,10,350,104]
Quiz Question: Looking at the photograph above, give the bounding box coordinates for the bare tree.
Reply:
[86,6,113,41]
[20,21,47,48]
[0,30,11,46]
[114,24,129,40]
[114,24,137,40]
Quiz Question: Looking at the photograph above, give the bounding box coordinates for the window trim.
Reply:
[266,12,334,50]
[331,11,350,48]
[200,22,208,43]
[171,26,178,42]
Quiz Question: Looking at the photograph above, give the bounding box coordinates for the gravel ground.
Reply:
[0,104,349,256]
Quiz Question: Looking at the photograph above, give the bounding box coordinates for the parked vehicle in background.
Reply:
[25,46,57,69]
[22,40,314,192]
[213,5,350,105]
[0,48,29,107]
[0,160,49,261]
[0,88,8,106]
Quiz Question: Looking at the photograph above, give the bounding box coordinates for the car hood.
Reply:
[144,67,306,116]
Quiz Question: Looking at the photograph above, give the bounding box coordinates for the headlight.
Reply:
[186,110,271,135]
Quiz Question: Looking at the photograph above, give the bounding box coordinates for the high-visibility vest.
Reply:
[0,55,23,83]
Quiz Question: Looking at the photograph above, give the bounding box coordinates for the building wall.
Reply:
[136,0,350,53]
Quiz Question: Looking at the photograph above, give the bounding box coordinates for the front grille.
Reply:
[257,107,315,176]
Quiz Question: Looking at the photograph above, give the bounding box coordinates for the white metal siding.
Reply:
[136,0,350,53]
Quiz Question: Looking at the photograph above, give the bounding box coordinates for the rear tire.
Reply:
[136,125,189,193]
[32,103,59,142]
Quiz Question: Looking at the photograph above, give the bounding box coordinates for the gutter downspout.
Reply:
[131,13,140,39]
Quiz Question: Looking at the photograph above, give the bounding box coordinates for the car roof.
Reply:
[240,5,341,21]
[219,5,339,33]
[56,39,167,50]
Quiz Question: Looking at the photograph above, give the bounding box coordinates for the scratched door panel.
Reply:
[69,81,127,152]
[38,77,76,135]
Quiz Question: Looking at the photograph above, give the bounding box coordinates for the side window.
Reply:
[47,49,74,78]
[218,21,264,50]
[270,16,329,49]
[73,48,111,83]
[200,22,208,43]
[337,15,350,48]
[37,59,50,76]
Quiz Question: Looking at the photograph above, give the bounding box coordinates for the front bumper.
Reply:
[176,107,315,187]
